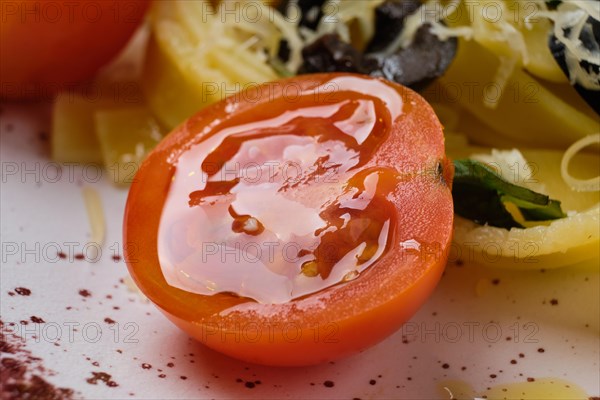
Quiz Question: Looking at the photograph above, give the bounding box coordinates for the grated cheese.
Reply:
[153,0,597,110]
[381,0,470,56]
[82,186,105,261]
[267,3,304,71]
[539,1,600,90]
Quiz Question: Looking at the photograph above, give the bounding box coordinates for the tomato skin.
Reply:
[0,0,149,99]
[124,73,454,366]
[161,245,447,366]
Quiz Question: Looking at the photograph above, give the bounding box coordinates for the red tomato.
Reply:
[124,73,454,366]
[0,0,149,99]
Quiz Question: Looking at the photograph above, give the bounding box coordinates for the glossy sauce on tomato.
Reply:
[157,76,406,303]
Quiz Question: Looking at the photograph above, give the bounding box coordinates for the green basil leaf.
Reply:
[453,159,566,229]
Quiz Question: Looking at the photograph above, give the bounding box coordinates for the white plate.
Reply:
[1,102,599,399]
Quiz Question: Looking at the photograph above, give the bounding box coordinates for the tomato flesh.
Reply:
[124,73,454,366]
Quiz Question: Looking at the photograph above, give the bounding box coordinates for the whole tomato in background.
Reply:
[0,0,149,99]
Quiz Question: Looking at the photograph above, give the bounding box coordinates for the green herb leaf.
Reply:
[452,159,567,229]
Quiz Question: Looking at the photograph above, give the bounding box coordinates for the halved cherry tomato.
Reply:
[0,0,149,99]
[124,73,454,366]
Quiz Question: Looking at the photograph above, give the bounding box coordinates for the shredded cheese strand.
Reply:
[266,3,304,72]
[572,0,600,21]
[561,134,600,192]
[315,0,384,48]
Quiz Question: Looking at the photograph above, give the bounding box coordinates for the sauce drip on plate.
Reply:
[158,76,404,303]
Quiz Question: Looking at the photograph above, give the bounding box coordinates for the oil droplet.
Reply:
[439,378,590,400]
[484,378,589,400]
[342,270,359,281]
[301,261,319,277]
[356,243,378,265]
